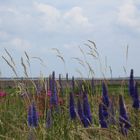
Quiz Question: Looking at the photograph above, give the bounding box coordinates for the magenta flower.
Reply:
[0,91,7,97]
[47,90,52,97]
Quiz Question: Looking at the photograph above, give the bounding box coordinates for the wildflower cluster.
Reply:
[26,69,139,137]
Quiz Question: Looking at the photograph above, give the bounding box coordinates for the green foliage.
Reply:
[0,83,140,140]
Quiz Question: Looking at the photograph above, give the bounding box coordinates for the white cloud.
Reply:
[63,7,93,30]
[34,2,61,31]
[35,2,60,18]
[34,2,93,33]
[10,38,32,51]
[0,5,18,14]
[0,31,10,40]
[117,0,140,31]
[0,4,34,33]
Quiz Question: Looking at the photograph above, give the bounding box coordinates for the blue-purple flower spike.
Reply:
[28,105,32,127]
[132,82,140,109]
[102,82,110,119]
[50,71,58,106]
[50,85,59,107]
[129,69,135,98]
[102,82,110,107]
[49,75,52,91]
[32,103,38,127]
[72,76,75,92]
[99,103,108,128]
[59,74,64,97]
[119,95,131,135]
[77,98,89,127]
[83,92,92,124]
[27,102,38,127]
[69,92,76,119]
[46,109,52,128]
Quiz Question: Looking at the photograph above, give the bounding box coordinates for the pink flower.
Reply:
[47,90,52,97]
[0,91,7,98]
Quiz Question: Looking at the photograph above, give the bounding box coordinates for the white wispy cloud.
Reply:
[0,31,10,40]
[117,0,140,31]
[63,7,93,31]
[10,38,32,51]
[34,2,93,33]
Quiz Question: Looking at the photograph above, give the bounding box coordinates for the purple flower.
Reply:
[28,106,32,127]
[32,103,38,127]
[49,75,52,91]
[99,103,108,128]
[132,82,140,109]
[28,102,38,127]
[72,76,75,92]
[102,82,110,119]
[50,84,58,106]
[77,99,89,127]
[83,92,92,124]
[102,82,110,107]
[109,100,116,125]
[69,92,76,120]
[59,74,64,97]
[119,95,131,135]
[50,71,59,106]
[46,109,52,128]
[129,69,135,98]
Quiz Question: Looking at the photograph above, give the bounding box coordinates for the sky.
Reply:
[0,0,140,78]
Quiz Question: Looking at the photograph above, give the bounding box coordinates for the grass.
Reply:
[0,81,140,140]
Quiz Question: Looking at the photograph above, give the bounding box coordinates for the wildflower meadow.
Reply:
[0,45,140,140]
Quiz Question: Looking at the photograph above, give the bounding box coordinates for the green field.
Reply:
[0,79,140,140]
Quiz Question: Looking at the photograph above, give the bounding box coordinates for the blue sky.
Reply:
[0,0,140,78]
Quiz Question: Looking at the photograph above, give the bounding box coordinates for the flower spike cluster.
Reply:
[99,103,108,128]
[132,82,140,109]
[119,95,131,135]
[28,102,38,127]
[83,91,92,124]
[77,98,89,127]
[129,69,135,98]
[69,92,76,120]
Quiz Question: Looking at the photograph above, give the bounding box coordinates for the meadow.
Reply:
[0,72,140,140]
[0,42,140,140]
